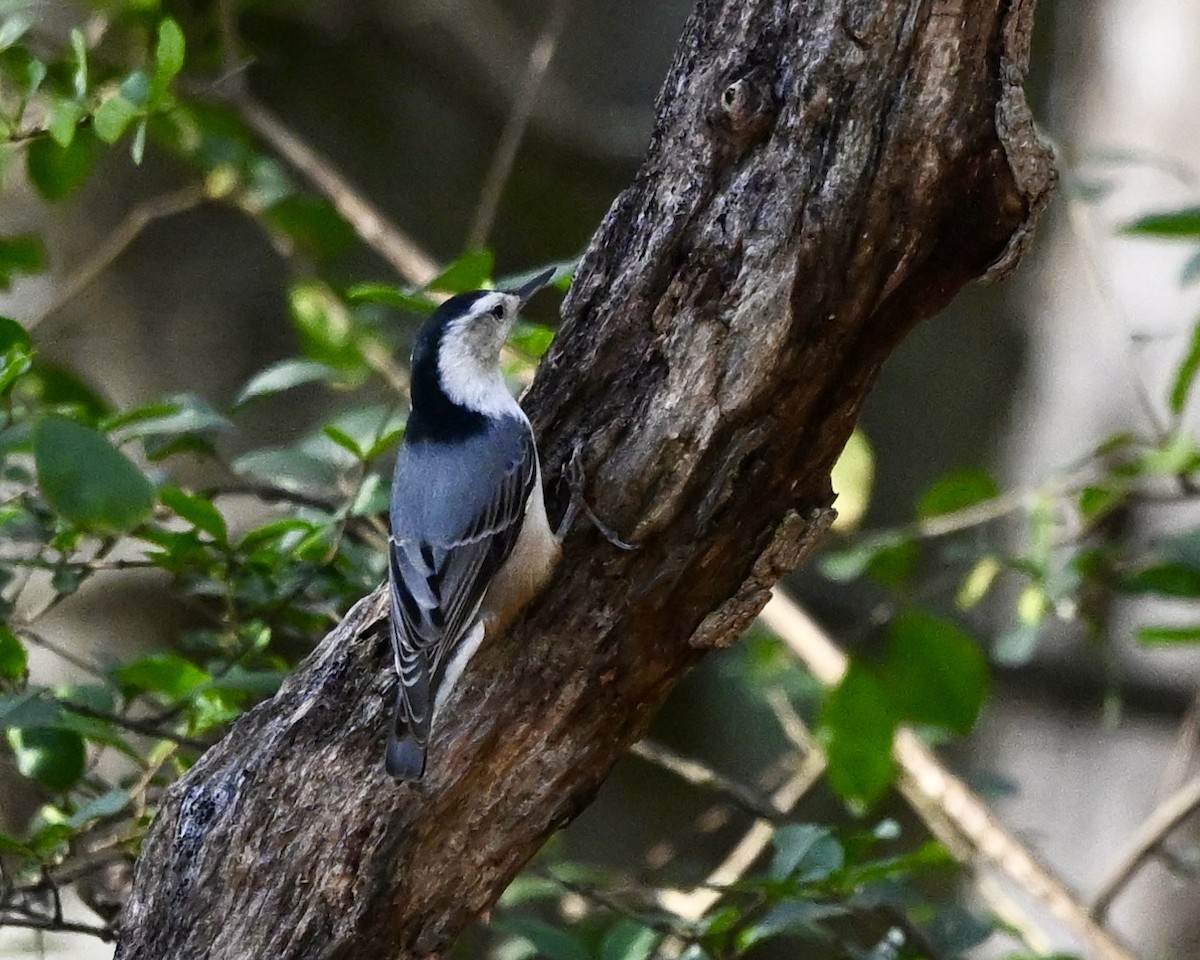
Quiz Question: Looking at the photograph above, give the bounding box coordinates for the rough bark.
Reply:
[115,1,1054,957]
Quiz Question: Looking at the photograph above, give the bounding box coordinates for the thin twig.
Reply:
[0,913,114,942]
[1060,175,1169,439]
[1089,771,1200,922]
[759,590,1142,960]
[25,184,209,334]
[60,701,208,751]
[465,0,574,249]
[16,628,107,680]
[629,739,781,821]
[654,720,826,929]
[235,95,439,287]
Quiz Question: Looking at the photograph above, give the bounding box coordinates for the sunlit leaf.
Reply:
[48,96,83,148]
[153,18,185,95]
[830,429,873,531]
[33,415,155,532]
[508,320,556,360]
[113,654,210,700]
[957,555,1001,610]
[93,92,141,144]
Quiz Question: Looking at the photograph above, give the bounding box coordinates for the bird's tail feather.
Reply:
[386,688,427,781]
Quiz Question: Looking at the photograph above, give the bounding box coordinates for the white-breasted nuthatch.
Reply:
[385,267,561,781]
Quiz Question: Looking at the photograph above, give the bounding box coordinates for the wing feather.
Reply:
[387,417,537,749]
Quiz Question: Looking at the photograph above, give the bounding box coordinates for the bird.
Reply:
[385,267,562,781]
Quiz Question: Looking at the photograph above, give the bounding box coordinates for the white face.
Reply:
[436,291,524,417]
[446,291,520,367]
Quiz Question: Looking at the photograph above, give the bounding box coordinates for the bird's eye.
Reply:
[489,304,505,320]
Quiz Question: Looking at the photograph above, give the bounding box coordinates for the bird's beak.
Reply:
[509,266,558,307]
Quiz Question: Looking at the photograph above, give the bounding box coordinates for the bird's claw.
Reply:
[556,441,638,550]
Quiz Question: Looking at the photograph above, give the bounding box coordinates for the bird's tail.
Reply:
[386,688,427,781]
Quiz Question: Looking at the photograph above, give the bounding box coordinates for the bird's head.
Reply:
[411,267,556,418]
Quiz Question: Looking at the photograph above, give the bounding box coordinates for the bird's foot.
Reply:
[557,441,638,550]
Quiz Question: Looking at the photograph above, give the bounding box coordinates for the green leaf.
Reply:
[112,653,210,700]
[7,726,86,790]
[48,97,83,148]
[0,832,38,860]
[0,234,45,288]
[879,611,987,735]
[600,921,659,960]
[1136,625,1200,646]
[0,314,31,352]
[93,93,141,144]
[26,127,98,200]
[917,468,999,519]
[160,486,227,543]
[0,691,65,730]
[429,250,494,294]
[508,321,556,360]
[233,447,340,493]
[956,556,1001,610]
[69,27,87,99]
[830,429,873,531]
[768,824,844,882]
[322,424,364,459]
[1079,485,1126,523]
[33,415,155,532]
[345,282,438,314]
[738,901,846,950]
[497,874,562,906]
[263,196,354,260]
[822,663,897,807]
[1122,563,1200,597]
[0,624,26,681]
[0,14,30,51]
[1170,316,1200,415]
[235,359,339,405]
[67,789,129,829]
[1123,207,1200,238]
[153,18,185,94]
[819,533,905,582]
[494,918,590,960]
[288,281,369,374]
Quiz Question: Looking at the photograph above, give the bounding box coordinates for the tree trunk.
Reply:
[115,1,1053,956]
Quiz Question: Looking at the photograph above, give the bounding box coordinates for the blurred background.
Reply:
[2,0,1200,957]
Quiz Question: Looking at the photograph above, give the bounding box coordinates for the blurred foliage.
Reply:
[0,1,1198,958]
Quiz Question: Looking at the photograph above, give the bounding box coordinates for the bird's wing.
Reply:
[387,417,537,746]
